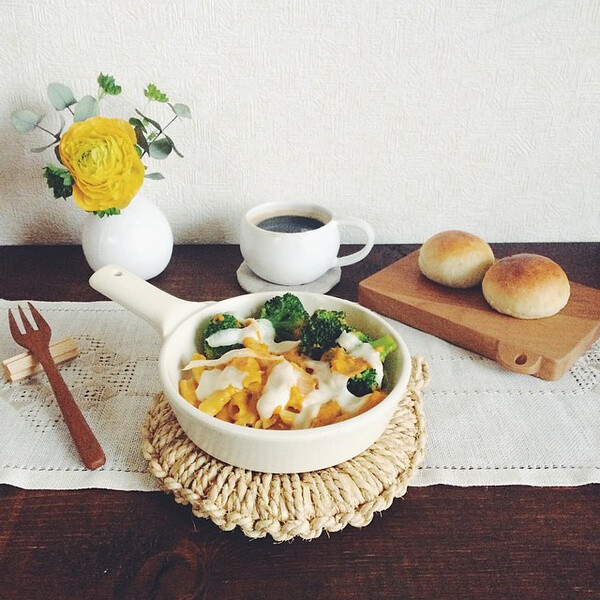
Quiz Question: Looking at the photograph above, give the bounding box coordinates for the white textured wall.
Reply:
[1,0,599,245]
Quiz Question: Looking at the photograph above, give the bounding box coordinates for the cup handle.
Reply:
[334,218,375,267]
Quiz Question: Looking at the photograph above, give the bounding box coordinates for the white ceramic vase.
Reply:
[81,195,173,280]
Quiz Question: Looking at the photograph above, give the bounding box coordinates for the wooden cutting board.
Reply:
[358,251,600,381]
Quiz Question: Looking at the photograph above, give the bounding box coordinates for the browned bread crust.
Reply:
[418,230,494,288]
[482,253,570,319]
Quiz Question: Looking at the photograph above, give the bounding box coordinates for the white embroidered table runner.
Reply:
[1,300,598,490]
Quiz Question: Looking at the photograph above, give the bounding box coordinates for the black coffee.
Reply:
[257,215,325,233]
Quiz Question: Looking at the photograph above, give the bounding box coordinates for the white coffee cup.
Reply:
[240,202,375,286]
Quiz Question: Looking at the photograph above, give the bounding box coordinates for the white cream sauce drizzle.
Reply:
[195,365,246,400]
[183,348,283,370]
[205,318,300,354]
[256,361,301,420]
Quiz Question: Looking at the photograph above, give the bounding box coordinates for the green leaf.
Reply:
[133,126,149,153]
[169,103,191,119]
[93,207,121,217]
[135,109,162,133]
[134,145,143,157]
[43,164,73,199]
[11,109,43,132]
[144,172,165,180]
[73,95,99,121]
[163,134,184,158]
[47,83,77,110]
[128,117,146,132]
[144,83,169,103]
[44,163,73,180]
[148,137,172,160]
[97,73,122,95]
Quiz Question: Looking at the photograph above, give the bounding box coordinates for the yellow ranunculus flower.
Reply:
[59,116,145,212]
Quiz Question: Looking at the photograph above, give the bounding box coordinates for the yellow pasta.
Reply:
[198,385,238,416]
[231,357,263,389]
[229,390,259,427]
[256,407,283,430]
[243,337,270,355]
[329,347,370,377]
[284,386,304,414]
[311,400,343,428]
[179,378,198,406]
[278,409,297,428]
[189,352,205,382]
[330,390,388,425]
[214,404,233,423]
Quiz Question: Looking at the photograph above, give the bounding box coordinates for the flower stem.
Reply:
[36,124,61,141]
[140,115,178,159]
[162,115,178,133]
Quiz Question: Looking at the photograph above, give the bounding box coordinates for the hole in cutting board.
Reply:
[515,354,528,365]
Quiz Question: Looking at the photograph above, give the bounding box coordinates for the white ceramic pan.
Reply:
[89,264,412,473]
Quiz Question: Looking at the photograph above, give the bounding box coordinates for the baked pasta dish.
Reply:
[179,294,396,430]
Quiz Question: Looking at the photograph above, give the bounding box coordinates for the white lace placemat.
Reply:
[0,300,598,490]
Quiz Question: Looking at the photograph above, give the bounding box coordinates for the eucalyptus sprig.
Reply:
[128,82,192,177]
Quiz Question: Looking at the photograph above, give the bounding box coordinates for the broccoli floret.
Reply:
[346,334,398,396]
[353,330,373,344]
[349,331,396,359]
[367,334,397,361]
[203,313,243,359]
[260,293,309,341]
[300,309,351,359]
[347,368,378,396]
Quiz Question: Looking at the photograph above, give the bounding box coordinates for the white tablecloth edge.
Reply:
[411,467,600,487]
[3,465,598,491]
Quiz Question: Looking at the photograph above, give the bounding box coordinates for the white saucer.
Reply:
[236,262,342,294]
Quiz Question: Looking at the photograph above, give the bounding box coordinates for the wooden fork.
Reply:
[8,302,106,470]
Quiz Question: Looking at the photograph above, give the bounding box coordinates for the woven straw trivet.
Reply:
[141,356,428,542]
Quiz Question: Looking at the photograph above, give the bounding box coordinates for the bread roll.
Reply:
[418,230,495,288]
[482,254,570,319]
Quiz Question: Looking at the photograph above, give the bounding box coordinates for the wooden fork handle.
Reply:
[37,350,106,470]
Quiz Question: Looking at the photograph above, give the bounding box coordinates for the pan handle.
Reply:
[89,264,210,339]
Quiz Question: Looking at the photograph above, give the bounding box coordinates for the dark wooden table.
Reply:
[1,243,599,600]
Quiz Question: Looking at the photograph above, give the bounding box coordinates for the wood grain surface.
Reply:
[1,243,599,600]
